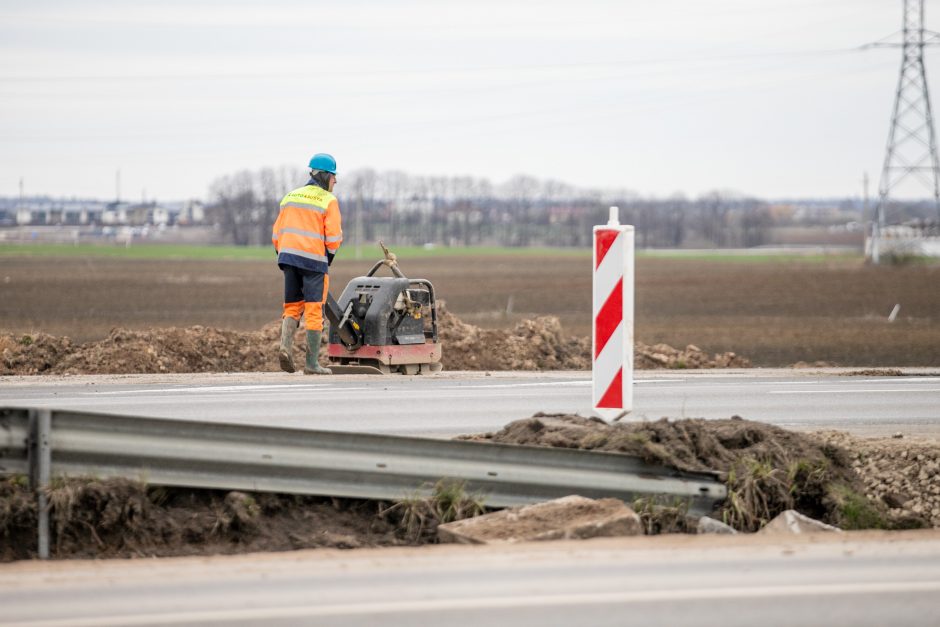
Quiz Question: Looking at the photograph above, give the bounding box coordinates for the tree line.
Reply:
[206,167,793,249]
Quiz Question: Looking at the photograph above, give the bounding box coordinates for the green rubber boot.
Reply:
[304,330,332,375]
[278,317,298,373]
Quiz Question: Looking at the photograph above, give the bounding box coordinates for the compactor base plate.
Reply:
[328,359,443,375]
[327,341,442,375]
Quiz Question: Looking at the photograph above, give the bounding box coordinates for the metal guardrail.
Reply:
[0,407,727,556]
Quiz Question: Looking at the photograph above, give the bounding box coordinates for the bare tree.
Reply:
[207,166,787,251]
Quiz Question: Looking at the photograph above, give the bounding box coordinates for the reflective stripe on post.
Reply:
[592,206,634,420]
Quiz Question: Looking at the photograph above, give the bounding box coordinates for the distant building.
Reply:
[125,204,151,225]
[101,202,130,225]
[866,222,940,259]
[13,199,108,226]
[180,200,205,224]
[2,197,207,228]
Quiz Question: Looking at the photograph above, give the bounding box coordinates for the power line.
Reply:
[0,47,860,84]
[0,54,890,145]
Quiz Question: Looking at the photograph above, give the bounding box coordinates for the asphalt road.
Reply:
[1,369,938,437]
[1,532,938,627]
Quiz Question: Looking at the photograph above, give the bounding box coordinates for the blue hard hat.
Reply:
[308,153,337,174]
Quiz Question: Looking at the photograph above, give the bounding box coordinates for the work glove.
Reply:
[327,251,335,266]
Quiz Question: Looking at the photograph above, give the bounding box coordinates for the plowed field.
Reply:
[1,252,938,366]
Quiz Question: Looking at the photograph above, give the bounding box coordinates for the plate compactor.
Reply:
[324,243,443,375]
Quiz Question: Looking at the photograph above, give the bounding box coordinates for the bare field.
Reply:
[0,253,937,366]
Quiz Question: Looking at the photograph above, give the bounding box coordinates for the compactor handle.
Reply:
[366,241,406,278]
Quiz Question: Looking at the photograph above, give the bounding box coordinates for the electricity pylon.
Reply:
[866,0,940,263]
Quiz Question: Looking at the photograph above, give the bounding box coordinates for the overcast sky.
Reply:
[1,0,937,201]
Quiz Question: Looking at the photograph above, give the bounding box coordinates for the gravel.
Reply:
[818,431,940,528]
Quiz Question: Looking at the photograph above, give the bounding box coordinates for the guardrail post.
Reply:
[28,409,52,560]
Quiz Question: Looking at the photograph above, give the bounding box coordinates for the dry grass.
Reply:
[631,496,694,535]
[381,479,486,542]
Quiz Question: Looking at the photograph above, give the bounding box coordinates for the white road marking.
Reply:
[82,379,685,397]
[770,388,940,394]
[144,387,377,398]
[770,380,822,384]
[7,580,940,626]
[88,384,333,395]
[436,381,591,390]
[840,377,940,384]
[83,381,595,396]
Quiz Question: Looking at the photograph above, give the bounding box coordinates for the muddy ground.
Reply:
[1,254,938,366]
[3,416,937,561]
[0,304,748,375]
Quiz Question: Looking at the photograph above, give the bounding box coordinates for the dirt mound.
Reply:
[0,323,317,376]
[436,303,749,371]
[437,305,591,371]
[0,333,74,375]
[459,414,928,532]
[0,477,412,561]
[1,306,750,375]
[54,326,273,375]
[634,342,750,370]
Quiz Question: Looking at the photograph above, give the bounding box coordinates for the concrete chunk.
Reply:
[758,509,842,535]
[697,516,738,535]
[437,495,643,545]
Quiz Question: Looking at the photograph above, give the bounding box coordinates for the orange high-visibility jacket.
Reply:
[272,182,342,273]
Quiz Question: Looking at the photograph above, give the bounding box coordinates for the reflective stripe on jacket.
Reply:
[272,182,343,272]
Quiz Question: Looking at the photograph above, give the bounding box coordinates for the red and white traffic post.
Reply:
[592,206,634,420]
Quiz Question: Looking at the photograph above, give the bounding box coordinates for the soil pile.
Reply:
[0,333,74,375]
[0,323,313,376]
[0,477,412,561]
[437,305,591,371]
[438,306,751,370]
[1,307,751,375]
[53,326,274,375]
[459,414,929,532]
[437,302,749,371]
[634,342,750,370]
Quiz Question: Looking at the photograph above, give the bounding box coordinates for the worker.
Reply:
[272,153,343,374]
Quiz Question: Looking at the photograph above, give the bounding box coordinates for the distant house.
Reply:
[178,200,205,225]
[101,202,131,225]
[125,204,151,225]
[16,206,42,225]
[0,195,208,232]
[866,221,940,259]
[12,199,107,226]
